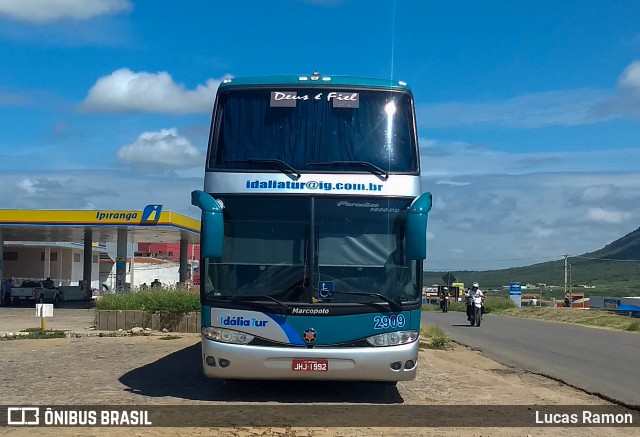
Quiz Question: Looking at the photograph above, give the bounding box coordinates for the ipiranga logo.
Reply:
[95,211,138,221]
[93,205,162,223]
[141,204,163,222]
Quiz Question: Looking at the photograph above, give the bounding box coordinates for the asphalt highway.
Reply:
[422,310,640,408]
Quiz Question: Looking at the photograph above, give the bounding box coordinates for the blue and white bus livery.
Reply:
[192,72,432,382]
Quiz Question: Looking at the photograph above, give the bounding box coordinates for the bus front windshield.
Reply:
[209,88,418,174]
[202,196,420,306]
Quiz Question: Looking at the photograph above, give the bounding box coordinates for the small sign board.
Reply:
[36,303,54,318]
[509,282,522,308]
[317,281,335,299]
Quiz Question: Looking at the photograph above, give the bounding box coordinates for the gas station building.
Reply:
[0,205,200,296]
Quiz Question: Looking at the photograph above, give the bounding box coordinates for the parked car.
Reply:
[9,280,61,306]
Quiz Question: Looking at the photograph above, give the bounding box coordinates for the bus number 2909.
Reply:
[373,314,406,330]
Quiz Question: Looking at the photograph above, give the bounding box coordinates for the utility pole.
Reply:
[564,254,569,299]
[569,261,572,300]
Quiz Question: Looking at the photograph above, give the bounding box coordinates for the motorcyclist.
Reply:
[466,282,484,320]
[439,287,450,311]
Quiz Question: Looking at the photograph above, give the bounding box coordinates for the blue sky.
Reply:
[1,0,639,271]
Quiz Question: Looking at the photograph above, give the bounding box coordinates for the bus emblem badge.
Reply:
[303,328,317,344]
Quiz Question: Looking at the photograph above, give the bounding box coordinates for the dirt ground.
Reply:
[0,307,636,436]
[0,333,636,437]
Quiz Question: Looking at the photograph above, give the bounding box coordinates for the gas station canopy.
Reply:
[0,205,200,244]
[0,205,201,292]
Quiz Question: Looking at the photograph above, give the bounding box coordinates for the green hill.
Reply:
[424,227,640,298]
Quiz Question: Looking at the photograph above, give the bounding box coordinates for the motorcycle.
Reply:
[469,296,484,327]
[440,295,450,313]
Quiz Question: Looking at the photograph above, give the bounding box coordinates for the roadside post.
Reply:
[36,303,54,331]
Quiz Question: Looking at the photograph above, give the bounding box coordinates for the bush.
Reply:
[421,325,451,349]
[95,288,200,314]
[430,336,450,349]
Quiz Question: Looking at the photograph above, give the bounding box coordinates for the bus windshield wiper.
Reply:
[333,291,402,311]
[215,294,291,313]
[306,161,389,180]
[226,159,301,180]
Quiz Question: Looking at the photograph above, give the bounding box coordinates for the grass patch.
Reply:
[421,325,451,350]
[484,297,517,313]
[422,297,515,314]
[1,329,67,340]
[21,327,47,332]
[626,320,640,332]
[95,288,199,315]
[495,307,640,333]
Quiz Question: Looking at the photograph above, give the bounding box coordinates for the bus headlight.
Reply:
[202,327,254,345]
[366,330,419,347]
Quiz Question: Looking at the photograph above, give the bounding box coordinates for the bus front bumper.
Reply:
[201,336,419,381]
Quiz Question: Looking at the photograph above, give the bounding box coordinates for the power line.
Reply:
[425,256,561,264]
[427,254,640,264]
[570,255,640,262]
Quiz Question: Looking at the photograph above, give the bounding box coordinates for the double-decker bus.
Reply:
[191,72,432,382]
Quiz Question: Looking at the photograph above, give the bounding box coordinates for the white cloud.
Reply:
[618,61,640,92]
[422,171,640,270]
[80,68,225,114]
[585,207,633,225]
[422,138,640,177]
[0,167,638,271]
[0,91,30,106]
[591,60,640,119]
[420,60,640,128]
[436,180,470,186]
[0,0,132,24]
[531,226,558,239]
[17,178,40,195]
[420,89,610,128]
[117,128,202,168]
[0,169,202,214]
[577,184,618,202]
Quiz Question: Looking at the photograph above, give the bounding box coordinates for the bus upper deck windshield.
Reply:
[208,87,419,174]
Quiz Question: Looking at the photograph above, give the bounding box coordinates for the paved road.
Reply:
[422,310,640,407]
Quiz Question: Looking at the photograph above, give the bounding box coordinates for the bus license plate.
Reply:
[292,359,328,372]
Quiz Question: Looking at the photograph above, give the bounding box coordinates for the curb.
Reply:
[0,328,201,339]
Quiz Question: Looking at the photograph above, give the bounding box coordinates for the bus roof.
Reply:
[218,73,411,91]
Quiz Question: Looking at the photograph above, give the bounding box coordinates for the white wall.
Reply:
[105,263,180,290]
[2,246,100,287]
[117,262,180,289]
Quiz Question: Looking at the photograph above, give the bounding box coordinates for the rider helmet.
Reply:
[472,282,479,288]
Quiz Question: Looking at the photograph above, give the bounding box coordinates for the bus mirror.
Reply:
[405,192,432,260]
[191,190,224,259]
